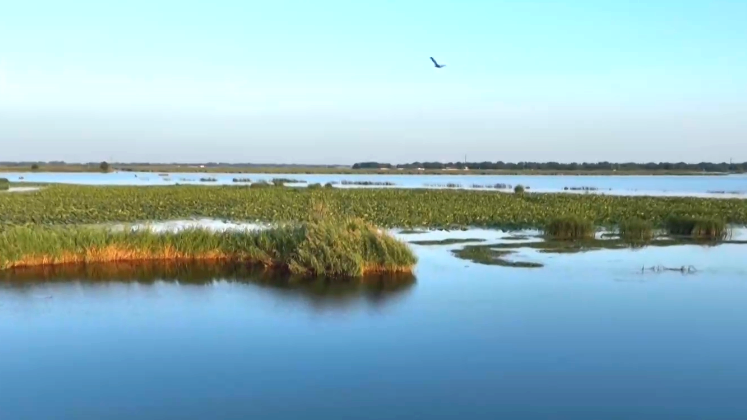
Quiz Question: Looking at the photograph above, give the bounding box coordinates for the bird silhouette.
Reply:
[430,57,446,68]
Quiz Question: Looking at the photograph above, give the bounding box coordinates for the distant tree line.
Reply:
[0,161,345,168]
[352,161,747,173]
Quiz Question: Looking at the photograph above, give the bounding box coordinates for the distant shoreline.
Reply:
[0,165,732,176]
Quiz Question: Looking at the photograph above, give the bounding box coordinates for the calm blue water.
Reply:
[6,171,747,197]
[2,240,747,420]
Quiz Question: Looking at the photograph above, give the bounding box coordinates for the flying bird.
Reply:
[430,57,446,68]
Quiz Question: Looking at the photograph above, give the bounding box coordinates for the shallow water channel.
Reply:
[6,171,747,198]
[2,223,747,419]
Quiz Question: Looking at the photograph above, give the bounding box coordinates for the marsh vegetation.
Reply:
[2,184,747,230]
[452,246,543,268]
[0,218,416,278]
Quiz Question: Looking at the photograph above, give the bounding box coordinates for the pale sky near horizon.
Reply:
[1,0,746,164]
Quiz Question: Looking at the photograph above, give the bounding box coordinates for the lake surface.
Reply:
[2,228,747,419]
[6,171,747,198]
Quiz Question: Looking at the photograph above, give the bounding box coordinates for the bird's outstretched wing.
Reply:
[430,57,439,66]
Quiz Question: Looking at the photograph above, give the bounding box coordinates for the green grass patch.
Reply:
[452,245,543,268]
[618,218,655,242]
[249,181,272,189]
[272,178,306,185]
[0,178,9,191]
[543,216,595,240]
[665,215,730,240]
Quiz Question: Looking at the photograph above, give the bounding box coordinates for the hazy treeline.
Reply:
[352,161,747,173]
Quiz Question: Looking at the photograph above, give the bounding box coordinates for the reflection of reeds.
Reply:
[0,261,417,307]
[0,260,415,284]
[642,265,697,274]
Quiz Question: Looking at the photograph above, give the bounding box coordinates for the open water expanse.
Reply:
[2,222,747,419]
[5,171,747,198]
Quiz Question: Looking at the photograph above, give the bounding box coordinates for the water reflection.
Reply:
[0,261,416,312]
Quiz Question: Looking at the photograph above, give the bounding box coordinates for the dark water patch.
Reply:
[641,264,698,275]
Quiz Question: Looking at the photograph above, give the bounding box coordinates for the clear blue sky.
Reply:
[1,0,745,163]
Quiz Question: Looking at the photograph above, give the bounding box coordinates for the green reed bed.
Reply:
[307,182,335,190]
[272,178,307,185]
[665,215,730,240]
[618,218,655,242]
[0,178,8,191]
[250,181,272,189]
[2,184,747,230]
[0,218,417,278]
[544,216,595,240]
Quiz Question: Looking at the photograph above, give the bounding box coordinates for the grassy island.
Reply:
[0,218,417,278]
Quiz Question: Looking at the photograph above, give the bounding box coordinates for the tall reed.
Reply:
[544,216,595,240]
[618,218,655,241]
[665,215,730,240]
